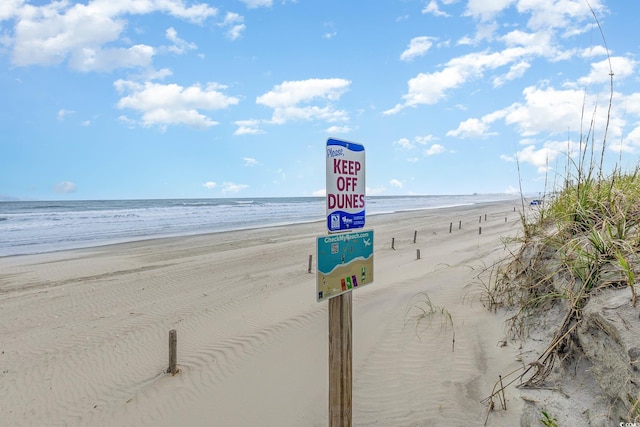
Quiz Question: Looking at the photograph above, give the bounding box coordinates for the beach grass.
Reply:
[480,6,640,422]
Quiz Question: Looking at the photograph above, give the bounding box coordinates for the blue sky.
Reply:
[1,0,639,200]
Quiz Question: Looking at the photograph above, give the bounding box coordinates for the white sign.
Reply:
[326,138,365,232]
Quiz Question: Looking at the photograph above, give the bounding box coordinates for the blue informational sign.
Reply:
[326,138,365,232]
[316,230,374,302]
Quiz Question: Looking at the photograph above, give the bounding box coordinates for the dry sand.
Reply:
[0,201,527,426]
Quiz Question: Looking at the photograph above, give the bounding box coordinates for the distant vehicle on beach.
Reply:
[530,199,543,206]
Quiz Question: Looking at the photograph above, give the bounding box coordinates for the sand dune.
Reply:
[0,201,525,426]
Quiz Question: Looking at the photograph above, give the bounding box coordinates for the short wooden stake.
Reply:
[479,226,482,235]
[458,220,461,230]
[479,215,482,223]
[413,230,417,244]
[449,222,452,233]
[391,238,395,250]
[416,249,420,260]
[505,217,507,223]
[168,329,178,375]
[308,254,313,273]
[485,214,487,221]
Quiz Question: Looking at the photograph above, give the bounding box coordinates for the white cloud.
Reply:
[514,140,576,173]
[447,109,505,138]
[238,0,272,8]
[7,0,216,70]
[515,0,605,32]
[400,36,435,61]
[70,44,156,72]
[422,0,449,17]
[383,66,466,114]
[243,157,258,167]
[132,67,173,82]
[114,80,239,129]
[256,78,350,125]
[580,45,608,58]
[493,60,530,87]
[465,0,515,22]
[490,84,626,151]
[393,138,414,150]
[53,181,77,193]
[326,125,351,134]
[387,0,608,114]
[415,135,438,144]
[257,78,350,108]
[221,182,248,194]
[394,135,439,150]
[219,12,245,40]
[385,47,537,114]
[322,21,337,39]
[57,109,74,121]
[389,179,403,188]
[234,119,265,135]
[203,181,217,189]
[165,27,197,54]
[447,117,497,138]
[611,125,640,154]
[424,144,445,155]
[312,188,326,197]
[503,86,595,137]
[0,0,22,21]
[578,56,636,86]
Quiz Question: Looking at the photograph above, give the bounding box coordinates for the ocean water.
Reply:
[0,194,518,257]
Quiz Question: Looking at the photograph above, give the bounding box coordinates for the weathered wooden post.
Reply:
[391,238,395,250]
[479,226,482,235]
[458,220,461,230]
[485,213,487,221]
[329,293,352,427]
[413,230,417,244]
[168,329,177,375]
[449,222,452,233]
[308,254,313,273]
[479,215,482,223]
[416,249,421,260]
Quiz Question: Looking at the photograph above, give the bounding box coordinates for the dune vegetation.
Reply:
[479,11,640,423]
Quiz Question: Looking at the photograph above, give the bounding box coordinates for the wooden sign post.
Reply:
[329,292,352,426]
[324,138,364,427]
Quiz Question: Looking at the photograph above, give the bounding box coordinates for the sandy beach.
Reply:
[0,201,525,426]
